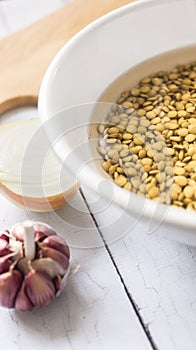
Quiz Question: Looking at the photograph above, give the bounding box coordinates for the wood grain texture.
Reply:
[0,2,154,350]
[2,1,196,350]
[81,185,196,350]
[0,0,133,114]
[0,191,152,350]
[0,0,134,210]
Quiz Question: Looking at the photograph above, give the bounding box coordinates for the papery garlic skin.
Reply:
[0,270,22,308]
[0,221,71,311]
[41,235,70,259]
[0,255,13,274]
[31,258,65,278]
[34,222,56,238]
[0,237,10,257]
[39,247,69,273]
[11,223,25,241]
[25,270,56,308]
[15,282,34,311]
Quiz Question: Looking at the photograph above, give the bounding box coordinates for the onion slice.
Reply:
[0,118,78,211]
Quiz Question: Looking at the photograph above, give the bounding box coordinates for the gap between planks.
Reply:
[79,187,159,350]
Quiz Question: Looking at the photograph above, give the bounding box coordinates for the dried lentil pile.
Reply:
[97,61,196,210]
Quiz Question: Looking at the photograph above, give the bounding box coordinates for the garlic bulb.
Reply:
[0,221,71,311]
[0,118,77,212]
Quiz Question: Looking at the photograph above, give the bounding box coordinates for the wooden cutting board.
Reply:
[0,0,133,115]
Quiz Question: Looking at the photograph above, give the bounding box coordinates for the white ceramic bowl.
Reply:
[39,0,196,245]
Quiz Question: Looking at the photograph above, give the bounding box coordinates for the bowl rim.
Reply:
[39,0,184,116]
[38,0,196,231]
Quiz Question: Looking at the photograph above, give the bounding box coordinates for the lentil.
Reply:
[98,60,196,210]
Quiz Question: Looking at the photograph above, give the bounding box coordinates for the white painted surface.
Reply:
[0,0,65,35]
[0,3,153,350]
[38,0,196,245]
[0,1,196,350]
[83,186,196,350]
[0,194,152,350]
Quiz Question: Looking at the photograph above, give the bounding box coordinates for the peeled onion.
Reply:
[0,118,77,212]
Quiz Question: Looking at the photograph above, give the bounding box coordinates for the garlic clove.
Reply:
[0,221,73,310]
[39,247,69,273]
[15,282,34,311]
[17,257,31,275]
[0,270,22,308]
[35,231,48,243]
[33,222,56,237]
[0,231,10,242]
[9,238,23,261]
[0,237,10,257]
[0,256,13,274]
[31,258,65,278]
[25,270,55,307]
[41,235,70,259]
[11,223,25,242]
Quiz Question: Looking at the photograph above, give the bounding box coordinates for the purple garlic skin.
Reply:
[15,282,34,311]
[0,222,71,311]
[0,235,11,257]
[0,270,22,308]
[25,271,55,308]
[39,247,69,273]
[34,222,56,238]
[0,256,13,274]
[41,236,70,259]
[0,231,9,242]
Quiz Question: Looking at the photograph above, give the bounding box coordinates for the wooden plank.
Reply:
[0,0,133,114]
[0,5,153,349]
[0,0,63,36]
[82,185,196,350]
[0,191,152,350]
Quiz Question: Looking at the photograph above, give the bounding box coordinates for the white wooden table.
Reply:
[0,1,196,349]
